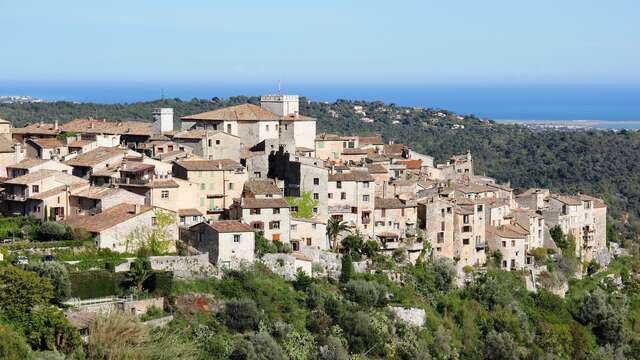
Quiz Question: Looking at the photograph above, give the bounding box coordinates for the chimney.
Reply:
[54,120,59,130]
[217,162,222,170]
[134,204,140,214]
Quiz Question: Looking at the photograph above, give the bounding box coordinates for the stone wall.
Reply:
[388,306,426,327]
[262,253,312,280]
[149,253,216,279]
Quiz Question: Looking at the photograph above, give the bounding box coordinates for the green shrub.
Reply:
[221,298,259,332]
[0,322,31,360]
[27,262,71,304]
[35,222,68,241]
[340,254,353,283]
[343,280,388,307]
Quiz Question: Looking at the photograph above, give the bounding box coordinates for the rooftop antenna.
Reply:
[277,80,282,95]
[160,88,165,101]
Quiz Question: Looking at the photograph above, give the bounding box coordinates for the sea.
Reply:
[1,81,639,130]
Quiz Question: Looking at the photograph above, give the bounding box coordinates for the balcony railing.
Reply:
[3,192,28,201]
[475,241,486,250]
[206,207,224,214]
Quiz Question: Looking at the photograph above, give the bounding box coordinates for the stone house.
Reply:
[172,158,247,220]
[64,147,129,179]
[5,158,72,179]
[1,169,89,219]
[452,199,487,271]
[187,221,255,268]
[231,197,291,243]
[418,196,456,259]
[64,203,178,253]
[373,197,418,241]
[25,138,69,160]
[290,217,328,250]
[69,186,145,216]
[327,170,376,238]
[487,223,528,271]
[171,130,239,160]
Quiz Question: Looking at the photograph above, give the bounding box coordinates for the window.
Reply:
[341,192,346,200]
[291,224,297,231]
[161,190,169,199]
[152,217,157,226]
[270,221,280,230]
[363,182,370,188]
[511,240,516,247]
[447,207,452,214]
[463,238,470,245]
[228,182,234,190]
[313,178,319,185]
[441,208,445,217]
[313,193,319,200]
[227,124,232,133]
[328,193,333,199]
[477,204,483,212]
[200,184,205,190]
[266,125,270,131]
[351,207,358,214]
[306,238,312,246]
[273,208,280,214]
[313,207,318,214]
[233,234,240,242]
[381,209,386,217]
[437,232,444,243]
[215,139,221,145]
[291,206,299,213]
[32,185,39,193]
[208,139,212,147]
[462,225,472,232]
[362,195,369,202]
[502,241,507,247]
[250,208,261,215]
[312,223,317,229]
[441,222,445,231]
[336,181,342,189]
[254,171,261,178]
[192,216,198,222]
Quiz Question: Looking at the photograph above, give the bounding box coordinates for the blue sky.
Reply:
[1,0,639,85]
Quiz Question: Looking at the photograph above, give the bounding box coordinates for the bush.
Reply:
[317,336,349,360]
[485,331,527,360]
[343,280,388,307]
[87,312,148,360]
[35,222,68,241]
[27,262,71,304]
[230,333,287,360]
[0,322,31,360]
[221,298,260,332]
[340,254,354,283]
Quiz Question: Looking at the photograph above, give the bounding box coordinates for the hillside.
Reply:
[1,97,639,240]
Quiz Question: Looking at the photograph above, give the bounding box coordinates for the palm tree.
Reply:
[327,218,351,250]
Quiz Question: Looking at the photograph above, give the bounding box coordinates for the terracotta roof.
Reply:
[65,147,125,167]
[367,163,388,174]
[73,187,130,200]
[243,179,281,196]
[178,208,203,217]
[315,133,356,141]
[174,158,243,171]
[172,129,239,139]
[375,197,415,209]
[119,162,154,173]
[5,169,86,186]
[182,104,279,121]
[366,154,390,162]
[551,194,582,206]
[396,159,422,170]
[328,170,374,182]
[208,220,252,233]
[11,123,59,135]
[28,138,66,149]
[383,144,405,155]
[341,147,371,155]
[0,135,14,152]
[148,179,180,188]
[490,223,529,239]
[296,147,314,153]
[60,119,153,136]
[0,118,9,124]
[7,158,48,169]
[64,203,155,233]
[242,197,290,209]
[454,204,475,215]
[29,185,67,200]
[67,139,94,148]
[358,135,384,145]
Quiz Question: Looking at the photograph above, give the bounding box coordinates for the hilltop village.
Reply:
[0,94,609,283]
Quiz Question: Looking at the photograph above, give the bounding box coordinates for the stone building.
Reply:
[327,169,375,238]
[187,221,255,268]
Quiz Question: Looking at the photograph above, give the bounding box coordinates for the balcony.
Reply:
[475,240,486,250]
[206,207,224,214]
[3,192,28,201]
[361,217,371,225]
[405,227,416,237]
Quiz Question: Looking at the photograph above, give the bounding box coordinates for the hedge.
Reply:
[69,270,173,299]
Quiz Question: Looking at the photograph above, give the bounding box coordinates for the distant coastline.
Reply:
[495,119,640,130]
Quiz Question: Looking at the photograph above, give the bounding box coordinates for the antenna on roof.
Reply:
[161,88,165,101]
[277,80,282,95]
